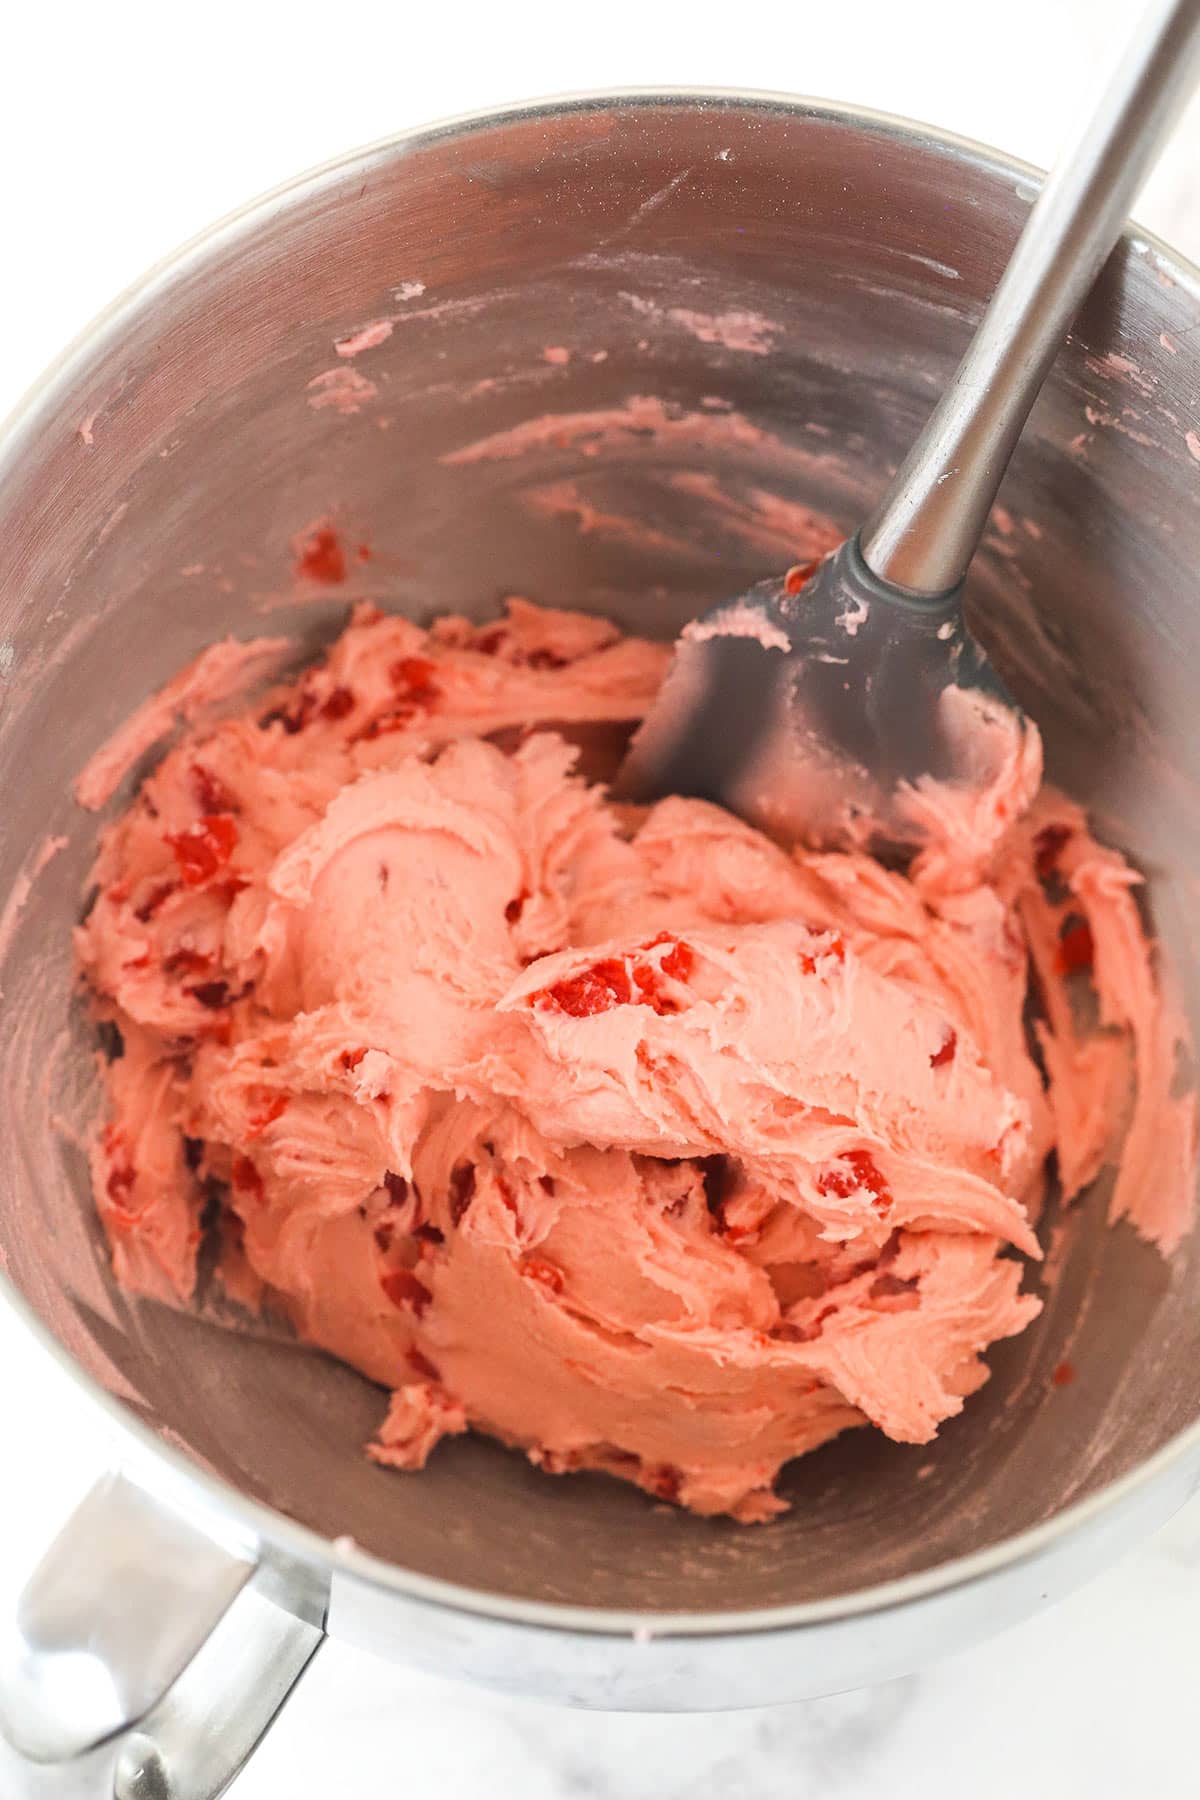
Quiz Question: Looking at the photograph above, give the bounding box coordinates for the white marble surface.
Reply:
[3,0,1200,1792]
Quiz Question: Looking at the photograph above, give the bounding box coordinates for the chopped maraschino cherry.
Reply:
[815,1150,892,1214]
[784,560,818,594]
[380,1268,430,1314]
[294,524,346,584]
[1056,918,1095,974]
[166,814,238,886]
[537,936,693,1018]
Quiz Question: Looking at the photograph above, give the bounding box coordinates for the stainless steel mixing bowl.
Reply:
[2,90,1200,1797]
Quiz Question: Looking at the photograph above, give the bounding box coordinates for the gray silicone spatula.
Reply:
[619,0,1200,844]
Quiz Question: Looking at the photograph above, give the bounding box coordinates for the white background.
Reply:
[3,1,1200,1794]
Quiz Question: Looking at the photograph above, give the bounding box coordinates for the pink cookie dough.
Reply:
[74,593,1195,1523]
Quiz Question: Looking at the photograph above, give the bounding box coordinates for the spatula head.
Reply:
[618,532,1024,848]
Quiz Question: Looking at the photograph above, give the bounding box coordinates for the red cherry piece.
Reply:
[247,1094,288,1136]
[473,624,507,656]
[166,814,238,887]
[231,1155,264,1201]
[537,937,694,1018]
[816,1150,892,1214]
[389,656,441,704]
[294,525,346,584]
[520,1256,564,1294]
[1052,1359,1076,1387]
[102,1128,137,1211]
[650,932,694,981]
[380,1268,430,1315]
[321,685,356,720]
[784,560,818,595]
[1056,918,1095,975]
[540,959,633,1017]
[799,933,844,976]
[648,1465,681,1503]
[930,1027,957,1069]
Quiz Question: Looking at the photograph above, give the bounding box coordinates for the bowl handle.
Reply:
[0,1467,325,1797]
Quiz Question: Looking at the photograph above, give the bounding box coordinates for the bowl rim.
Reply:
[3,84,1200,1640]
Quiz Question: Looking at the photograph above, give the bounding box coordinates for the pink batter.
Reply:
[75,596,1195,1522]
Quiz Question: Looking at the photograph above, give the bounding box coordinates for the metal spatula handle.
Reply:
[860,0,1200,600]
